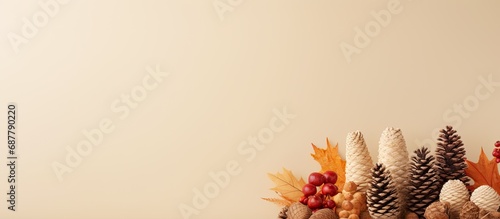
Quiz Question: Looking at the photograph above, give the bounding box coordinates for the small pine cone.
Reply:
[424,201,450,219]
[434,126,470,188]
[407,147,440,218]
[367,163,400,219]
[439,180,469,219]
[459,201,479,219]
[470,185,500,212]
[310,208,337,219]
[278,206,289,219]
[286,202,312,219]
[378,127,409,215]
[479,208,500,219]
[345,131,373,193]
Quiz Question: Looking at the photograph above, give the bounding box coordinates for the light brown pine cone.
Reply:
[424,201,449,219]
[310,208,337,219]
[286,202,312,219]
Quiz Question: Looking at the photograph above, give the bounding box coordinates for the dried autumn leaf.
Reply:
[465,148,500,193]
[261,197,293,207]
[265,168,306,206]
[311,138,347,190]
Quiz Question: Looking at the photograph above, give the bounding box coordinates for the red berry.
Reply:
[307,195,323,209]
[308,172,326,186]
[299,196,308,205]
[322,183,338,196]
[315,193,324,199]
[496,157,500,163]
[494,149,500,157]
[326,199,336,209]
[495,141,500,147]
[323,171,338,184]
[302,184,317,197]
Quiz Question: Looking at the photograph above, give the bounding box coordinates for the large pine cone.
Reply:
[435,126,470,187]
[407,147,440,218]
[345,131,373,193]
[378,127,410,215]
[367,163,400,219]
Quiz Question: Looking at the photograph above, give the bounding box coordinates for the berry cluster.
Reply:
[300,171,339,210]
[333,181,368,219]
[493,141,500,163]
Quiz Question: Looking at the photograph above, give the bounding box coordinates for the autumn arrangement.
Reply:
[263,126,500,219]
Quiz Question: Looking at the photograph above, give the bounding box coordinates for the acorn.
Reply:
[310,208,337,219]
[424,201,449,219]
[459,201,479,219]
[479,208,500,219]
[471,185,500,212]
[344,181,358,193]
[286,202,312,219]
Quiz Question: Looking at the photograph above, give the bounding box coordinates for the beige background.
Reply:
[1,1,500,218]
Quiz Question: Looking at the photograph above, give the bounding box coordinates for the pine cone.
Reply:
[346,131,373,193]
[439,180,469,219]
[310,208,337,219]
[367,163,400,219]
[287,202,312,219]
[278,206,289,219]
[435,126,470,188]
[470,185,500,212]
[407,147,440,218]
[460,201,480,219]
[424,201,449,219]
[378,127,409,215]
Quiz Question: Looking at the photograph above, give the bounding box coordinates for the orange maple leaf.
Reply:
[465,148,500,193]
[263,168,306,206]
[310,138,346,190]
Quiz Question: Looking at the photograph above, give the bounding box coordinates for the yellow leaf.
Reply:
[267,168,306,202]
[465,148,500,193]
[261,197,292,207]
[310,138,346,190]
